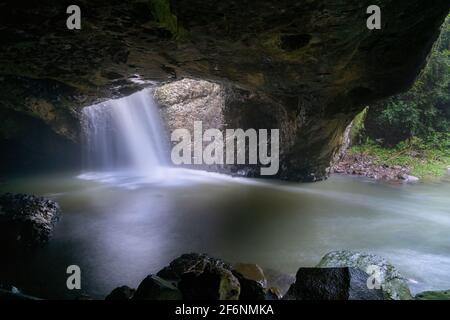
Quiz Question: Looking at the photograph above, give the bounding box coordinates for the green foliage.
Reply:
[350,133,449,178]
[357,16,450,179]
[149,0,188,40]
[366,16,450,145]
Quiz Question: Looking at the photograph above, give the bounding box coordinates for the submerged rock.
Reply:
[0,193,61,246]
[415,289,450,300]
[283,267,384,300]
[403,175,420,183]
[317,251,413,300]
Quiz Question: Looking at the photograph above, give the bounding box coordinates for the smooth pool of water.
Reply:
[1,169,449,299]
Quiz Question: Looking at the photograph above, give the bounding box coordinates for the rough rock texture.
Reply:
[233,263,267,289]
[105,286,136,300]
[158,253,240,300]
[133,275,182,300]
[232,270,266,300]
[317,250,413,300]
[1,1,448,180]
[154,78,295,177]
[283,267,384,300]
[107,253,280,300]
[155,79,225,133]
[331,121,353,165]
[232,263,267,300]
[0,193,61,246]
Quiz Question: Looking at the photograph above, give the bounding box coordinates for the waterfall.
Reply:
[81,88,167,179]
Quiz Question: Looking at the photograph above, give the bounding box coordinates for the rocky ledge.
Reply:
[0,193,61,247]
[332,152,419,182]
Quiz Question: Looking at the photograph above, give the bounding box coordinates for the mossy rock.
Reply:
[317,251,413,300]
[415,290,450,300]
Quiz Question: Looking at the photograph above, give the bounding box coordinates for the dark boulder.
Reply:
[283,267,384,300]
[317,251,413,300]
[157,253,240,300]
[232,271,266,300]
[111,254,265,300]
[0,193,61,246]
[178,269,239,300]
[105,286,135,300]
[156,253,212,282]
[157,254,283,300]
[133,275,182,300]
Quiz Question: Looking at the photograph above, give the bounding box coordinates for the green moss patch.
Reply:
[149,0,188,40]
[349,133,450,179]
[415,289,450,300]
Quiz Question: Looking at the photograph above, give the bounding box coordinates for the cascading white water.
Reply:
[79,87,240,188]
[81,88,167,179]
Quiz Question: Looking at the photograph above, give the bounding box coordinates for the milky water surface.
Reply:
[1,170,449,299]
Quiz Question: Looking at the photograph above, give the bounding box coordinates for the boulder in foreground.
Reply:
[283,267,384,300]
[158,253,240,300]
[108,253,274,300]
[317,250,412,300]
[0,193,61,246]
[105,286,135,300]
[133,275,182,300]
[107,252,416,300]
